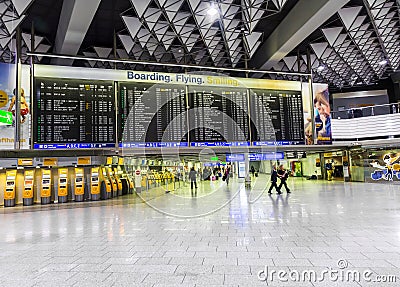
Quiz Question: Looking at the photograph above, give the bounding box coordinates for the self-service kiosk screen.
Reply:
[59,178,67,184]
[119,82,188,146]
[250,90,304,144]
[76,178,83,183]
[6,181,14,186]
[188,86,250,145]
[92,177,98,182]
[42,179,50,185]
[34,78,116,148]
[25,180,33,185]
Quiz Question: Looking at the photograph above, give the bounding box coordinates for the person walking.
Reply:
[277,165,291,194]
[189,167,197,190]
[224,166,231,185]
[268,165,280,194]
[250,166,255,177]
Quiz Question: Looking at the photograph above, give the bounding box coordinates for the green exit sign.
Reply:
[211,156,219,161]
[0,110,13,125]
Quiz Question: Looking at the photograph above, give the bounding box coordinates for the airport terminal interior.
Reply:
[1,0,400,286]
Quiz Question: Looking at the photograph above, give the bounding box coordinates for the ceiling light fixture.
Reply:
[317,65,325,72]
[207,4,218,16]
[379,59,388,66]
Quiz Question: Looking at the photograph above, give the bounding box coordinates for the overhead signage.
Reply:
[249,153,284,161]
[35,65,302,91]
[18,158,33,166]
[253,141,303,146]
[43,158,58,166]
[34,143,115,149]
[226,153,284,162]
[77,157,91,165]
[191,142,250,147]
[120,142,189,148]
[226,154,245,162]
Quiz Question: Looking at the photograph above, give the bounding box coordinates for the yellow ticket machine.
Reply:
[126,174,134,194]
[113,168,123,196]
[90,167,100,201]
[74,168,85,202]
[58,168,69,203]
[23,170,35,206]
[105,167,117,197]
[4,170,17,207]
[41,169,52,205]
[101,168,112,199]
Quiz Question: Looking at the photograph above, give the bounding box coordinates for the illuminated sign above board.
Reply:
[35,65,302,91]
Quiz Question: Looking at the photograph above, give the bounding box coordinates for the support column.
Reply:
[14,27,22,150]
[306,49,316,145]
[343,151,350,182]
[245,153,251,187]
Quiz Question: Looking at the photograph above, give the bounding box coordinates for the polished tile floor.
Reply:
[1,176,400,286]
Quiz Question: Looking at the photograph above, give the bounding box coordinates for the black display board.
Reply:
[34,78,115,148]
[188,86,250,145]
[250,90,304,143]
[119,83,188,146]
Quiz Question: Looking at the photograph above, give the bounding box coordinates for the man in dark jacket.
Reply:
[268,165,279,194]
[277,165,291,194]
[189,167,197,189]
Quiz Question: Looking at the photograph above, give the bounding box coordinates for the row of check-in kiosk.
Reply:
[2,164,136,207]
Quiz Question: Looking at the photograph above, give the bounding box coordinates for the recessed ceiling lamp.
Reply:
[317,65,325,72]
[207,4,218,16]
[379,59,388,66]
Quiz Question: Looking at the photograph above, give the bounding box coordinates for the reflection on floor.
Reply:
[1,175,400,286]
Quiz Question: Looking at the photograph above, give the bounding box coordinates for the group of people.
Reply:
[268,164,291,195]
[189,165,232,190]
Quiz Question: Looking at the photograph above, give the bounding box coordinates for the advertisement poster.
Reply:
[368,150,400,184]
[302,83,331,145]
[0,62,31,149]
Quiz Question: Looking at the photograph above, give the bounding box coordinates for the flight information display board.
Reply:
[33,78,115,149]
[188,86,250,146]
[250,90,304,145]
[119,82,188,147]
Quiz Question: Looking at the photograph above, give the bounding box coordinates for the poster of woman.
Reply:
[302,83,331,145]
[314,89,332,144]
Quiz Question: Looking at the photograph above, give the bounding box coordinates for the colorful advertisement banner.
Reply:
[0,62,31,149]
[302,83,331,145]
[369,151,400,183]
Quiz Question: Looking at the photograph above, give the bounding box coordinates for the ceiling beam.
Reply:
[53,0,102,65]
[249,0,350,70]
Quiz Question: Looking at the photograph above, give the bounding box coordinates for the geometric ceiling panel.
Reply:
[116,0,289,68]
[1,0,399,90]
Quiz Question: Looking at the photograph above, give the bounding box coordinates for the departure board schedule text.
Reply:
[188,87,250,144]
[250,90,304,144]
[34,78,115,146]
[119,83,188,144]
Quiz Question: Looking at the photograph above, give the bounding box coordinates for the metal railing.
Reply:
[331,103,399,119]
